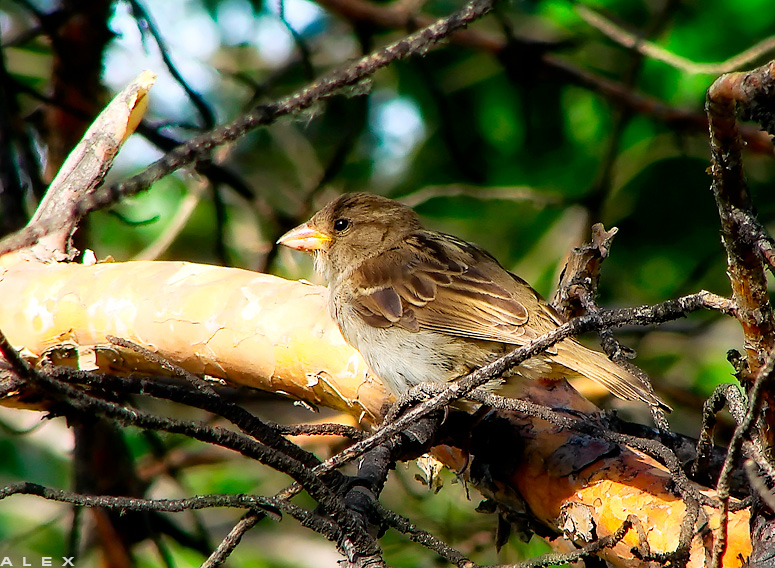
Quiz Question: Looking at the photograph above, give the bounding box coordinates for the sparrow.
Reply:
[278,193,668,410]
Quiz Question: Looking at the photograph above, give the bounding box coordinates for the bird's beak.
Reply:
[277,223,332,251]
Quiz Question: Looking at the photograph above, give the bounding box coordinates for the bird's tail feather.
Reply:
[555,341,671,412]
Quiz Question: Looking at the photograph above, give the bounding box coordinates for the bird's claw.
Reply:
[383,382,446,424]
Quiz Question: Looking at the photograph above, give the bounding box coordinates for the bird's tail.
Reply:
[555,340,671,412]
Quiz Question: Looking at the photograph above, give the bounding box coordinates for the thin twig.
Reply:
[377,503,478,568]
[744,460,775,513]
[399,184,560,209]
[277,0,315,79]
[50,366,367,443]
[201,511,263,568]
[710,346,775,568]
[0,481,279,514]
[108,335,218,395]
[579,6,775,75]
[127,0,216,129]
[506,515,637,568]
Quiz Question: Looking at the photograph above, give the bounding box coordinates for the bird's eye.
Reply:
[333,218,351,232]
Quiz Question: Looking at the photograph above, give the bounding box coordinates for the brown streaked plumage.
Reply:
[278,192,669,410]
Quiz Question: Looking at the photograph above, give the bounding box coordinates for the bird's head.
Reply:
[277,193,421,280]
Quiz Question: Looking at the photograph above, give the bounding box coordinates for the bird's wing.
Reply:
[348,232,551,343]
[348,231,671,409]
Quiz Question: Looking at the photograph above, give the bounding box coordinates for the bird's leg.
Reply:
[339,411,445,542]
[448,400,494,476]
[382,382,448,425]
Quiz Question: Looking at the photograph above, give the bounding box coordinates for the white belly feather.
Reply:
[328,284,552,398]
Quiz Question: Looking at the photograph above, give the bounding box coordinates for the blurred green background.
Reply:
[1,0,773,565]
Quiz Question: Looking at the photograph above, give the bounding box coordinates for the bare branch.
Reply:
[707,61,775,382]
[0,0,499,258]
[578,6,775,75]
[711,346,775,568]
[202,511,263,568]
[22,71,155,261]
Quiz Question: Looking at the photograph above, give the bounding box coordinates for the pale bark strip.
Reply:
[0,259,751,566]
[0,259,385,422]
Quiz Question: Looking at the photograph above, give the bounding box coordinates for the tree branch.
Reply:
[0,0,499,258]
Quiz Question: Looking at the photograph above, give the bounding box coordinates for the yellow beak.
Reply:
[277,223,332,252]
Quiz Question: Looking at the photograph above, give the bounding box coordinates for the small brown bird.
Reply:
[278,193,668,410]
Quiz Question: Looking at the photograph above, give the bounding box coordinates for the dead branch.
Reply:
[710,346,775,568]
[0,258,750,567]
[551,223,619,321]
[0,0,499,259]
[706,60,775,382]
[22,71,155,262]
[705,58,775,568]
[0,259,386,421]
